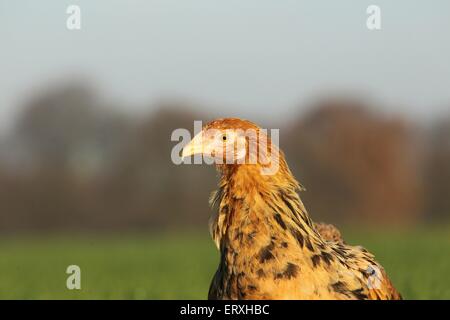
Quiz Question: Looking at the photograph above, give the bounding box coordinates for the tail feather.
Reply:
[314,222,344,243]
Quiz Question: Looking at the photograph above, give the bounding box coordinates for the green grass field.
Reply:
[0,227,449,299]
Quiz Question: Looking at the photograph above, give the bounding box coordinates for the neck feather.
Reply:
[209,160,322,250]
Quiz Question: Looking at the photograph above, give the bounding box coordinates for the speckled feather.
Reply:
[200,118,401,300]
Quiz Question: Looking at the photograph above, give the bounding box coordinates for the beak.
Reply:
[182,131,204,159]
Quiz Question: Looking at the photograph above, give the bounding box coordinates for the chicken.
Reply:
[181,118,401,300]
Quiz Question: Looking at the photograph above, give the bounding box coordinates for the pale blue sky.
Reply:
[0,0,449,131]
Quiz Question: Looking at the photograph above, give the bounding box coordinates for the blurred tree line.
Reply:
[0,83,449,233]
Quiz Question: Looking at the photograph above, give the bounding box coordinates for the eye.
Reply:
[222,134,227,141]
